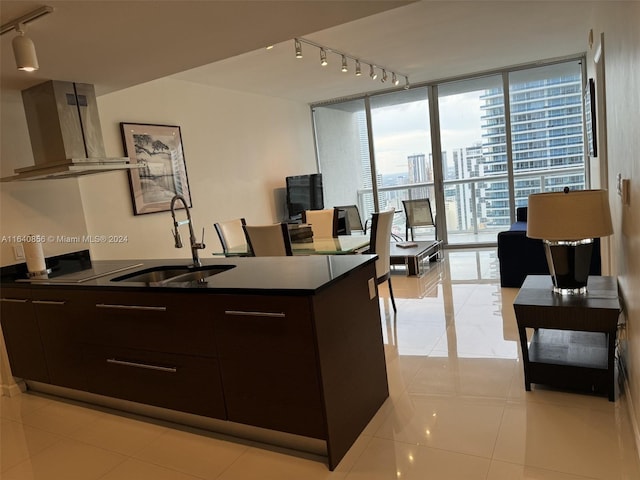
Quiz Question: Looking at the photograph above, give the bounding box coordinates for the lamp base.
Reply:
[543,239,594,295]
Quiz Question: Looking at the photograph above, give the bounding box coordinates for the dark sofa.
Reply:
[497,207,602,288]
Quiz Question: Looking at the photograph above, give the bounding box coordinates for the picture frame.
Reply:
[584,78,597,157]
[120,123,192,215]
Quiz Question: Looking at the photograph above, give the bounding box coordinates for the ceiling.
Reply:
[1,1,595,104]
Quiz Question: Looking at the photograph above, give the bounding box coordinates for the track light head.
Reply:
[12,24,38,72]
[392,73,400,86]
[355,60,362,76]
[341,55,348,73]
[294,38,302,58]
[320,48,327,66]
[404,76,410,90]
[381,69,388,83]
[370,64,378,80]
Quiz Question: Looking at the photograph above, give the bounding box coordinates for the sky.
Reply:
[372,93,484,175]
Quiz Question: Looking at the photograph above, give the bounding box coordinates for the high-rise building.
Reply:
[480,70,586,226]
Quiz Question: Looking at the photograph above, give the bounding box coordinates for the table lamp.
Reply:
[527,188,613,295]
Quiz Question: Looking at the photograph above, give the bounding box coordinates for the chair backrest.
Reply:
[334,205,365,232]
[369,208,395,280]
[302,209,339,238]
[403,198,435,227]
[243,223,293,256]
[402,198,436,240]
[214,218,247,253]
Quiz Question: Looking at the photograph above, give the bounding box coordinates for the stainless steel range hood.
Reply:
[1,80,143,182]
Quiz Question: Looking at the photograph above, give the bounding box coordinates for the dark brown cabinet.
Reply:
[32,288,92,390]
[0,287,49,383]
[81,290,226,419]
[0,258,388,470]
[214,295,325,438]
[83,344,224,418]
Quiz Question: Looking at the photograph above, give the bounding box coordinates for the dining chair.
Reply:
[334,205,368,234]
[242,223,293,256]
[214,218,247,254]
[369,208,397,313]
[302,209,339,238]
[402,198,436,241]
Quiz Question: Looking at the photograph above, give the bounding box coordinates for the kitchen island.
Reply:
[0,253,389,470]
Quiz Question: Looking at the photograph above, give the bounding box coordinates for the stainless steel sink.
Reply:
[111,265,235,284]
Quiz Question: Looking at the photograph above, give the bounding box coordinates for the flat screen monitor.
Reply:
[286,173,324,218]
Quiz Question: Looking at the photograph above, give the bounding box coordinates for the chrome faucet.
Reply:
[170,195,205,267]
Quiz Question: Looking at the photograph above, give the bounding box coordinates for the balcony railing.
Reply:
[354,165,585,245]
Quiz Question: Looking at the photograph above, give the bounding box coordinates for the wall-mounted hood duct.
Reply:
[1,80,144,181]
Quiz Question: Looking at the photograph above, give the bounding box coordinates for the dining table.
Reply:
[213,234,370,257]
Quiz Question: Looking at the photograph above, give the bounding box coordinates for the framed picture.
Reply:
[584,78,597,157]
[120,123,192,215]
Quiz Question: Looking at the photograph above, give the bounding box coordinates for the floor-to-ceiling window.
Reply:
[313,57,587,247]
[508,62,586,206]
[437,75,506,244]
[369,88,434,239]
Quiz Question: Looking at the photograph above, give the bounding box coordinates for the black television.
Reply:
[286,173,324,218]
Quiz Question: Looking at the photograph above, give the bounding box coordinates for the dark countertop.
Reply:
[1,251,378,295]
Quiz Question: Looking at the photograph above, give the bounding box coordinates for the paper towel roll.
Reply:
[23,239,46,273]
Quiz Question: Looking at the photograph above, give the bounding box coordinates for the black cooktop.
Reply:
[2,249,141,283]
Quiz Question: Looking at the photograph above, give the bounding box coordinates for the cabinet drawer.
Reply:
[214,295,325,438]
[85,291,217,356]
[215,295,313,358]
[83,344,226,419]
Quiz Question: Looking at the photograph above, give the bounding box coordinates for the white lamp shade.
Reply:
[12,33,39,71]
[527,189,613,241]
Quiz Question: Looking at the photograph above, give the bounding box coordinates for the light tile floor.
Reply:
[1,249,639,479]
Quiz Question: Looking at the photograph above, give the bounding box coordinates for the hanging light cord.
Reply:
[294,37,409,89]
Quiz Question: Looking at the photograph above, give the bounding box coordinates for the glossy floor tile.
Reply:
[1,248,638,479]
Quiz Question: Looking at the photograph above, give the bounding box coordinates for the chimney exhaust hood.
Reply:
[1,80,143,182]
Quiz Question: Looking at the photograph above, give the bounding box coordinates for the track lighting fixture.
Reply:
[1,6,53,73]
[404,76,410,90]
[320,48,328,66]
[12,24,38,71]
[294,38,302,58]
[293,37,408,90]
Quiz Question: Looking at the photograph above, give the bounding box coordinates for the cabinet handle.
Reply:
[0,298,29,303]
[106,358,177,373]
[96,303,167,312]
[32,300,66,305]
[224,310,286,318]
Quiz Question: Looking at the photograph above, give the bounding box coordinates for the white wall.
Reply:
[83,77,316,260]
[590,1,640,450]
[0,78,317,264]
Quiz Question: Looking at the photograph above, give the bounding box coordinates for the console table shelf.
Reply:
[513,275,621,401]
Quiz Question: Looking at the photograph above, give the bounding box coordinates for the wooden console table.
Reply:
[513,275,621,401]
